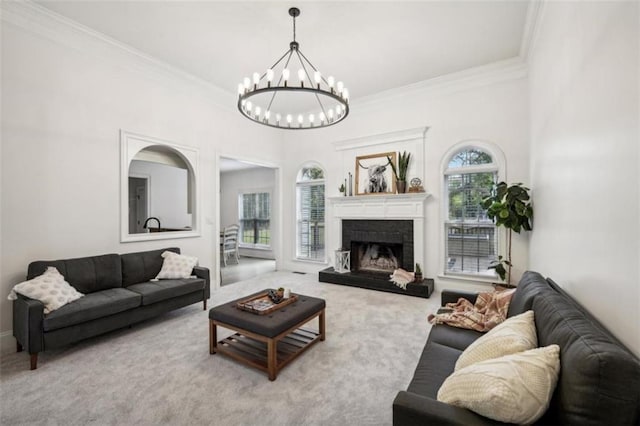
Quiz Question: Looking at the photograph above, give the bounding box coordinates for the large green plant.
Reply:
[387,151,411,181]
[481,182,533,285]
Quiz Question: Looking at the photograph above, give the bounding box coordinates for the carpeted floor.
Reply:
[0,271,440,425]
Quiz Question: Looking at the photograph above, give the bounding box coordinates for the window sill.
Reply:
[438,272,498,286]
[294,258,328,265]
[239,244,271,251]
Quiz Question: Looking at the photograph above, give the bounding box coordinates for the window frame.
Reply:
[440,141,506,281]
[295,164,326,263]
[237,190,272,249]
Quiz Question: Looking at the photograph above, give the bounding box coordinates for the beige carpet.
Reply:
[1,271,440,425]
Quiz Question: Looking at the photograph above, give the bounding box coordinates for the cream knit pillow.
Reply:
[438,345,561,424]
[156,251,198,279]
[7,267,84,314]
[455,310,537,371]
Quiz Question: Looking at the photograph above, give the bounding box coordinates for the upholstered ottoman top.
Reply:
[209,290,326,338]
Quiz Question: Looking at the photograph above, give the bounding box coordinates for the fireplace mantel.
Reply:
[328,193,430,219]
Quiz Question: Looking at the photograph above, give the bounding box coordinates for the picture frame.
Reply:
[355,152,397,195]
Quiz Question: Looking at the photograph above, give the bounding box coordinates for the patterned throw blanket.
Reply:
[428,289,516,332]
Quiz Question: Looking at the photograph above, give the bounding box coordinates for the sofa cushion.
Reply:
[407,342,462,399]
[28,254,122,294]
[438,345,561,424]
[507,270,554,317]
[43,288,141,331]
[427,324,482,352]
[120,247,180,287]
[455,310,537,371]
[533,291,640,425]
[126,278,205,306]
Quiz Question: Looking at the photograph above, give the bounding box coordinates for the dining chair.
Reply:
[221,224,240,266]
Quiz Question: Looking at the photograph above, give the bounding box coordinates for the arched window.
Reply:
[296,165,325,261]
[443,144,503,277]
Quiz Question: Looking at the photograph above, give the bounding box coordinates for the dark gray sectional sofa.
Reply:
[12,247,210,370]
[393,271,640,425]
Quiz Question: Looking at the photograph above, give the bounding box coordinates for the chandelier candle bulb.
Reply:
[282,68,290,87]
[343,89,349,101]
[286,114,292,127]
[237,83,244,95]
[309,114,315,126]
[298,69,306,87]
[328,76,335,89]
[265,110,271,120]
[243,77,250,89]
[297,114,303,127]
[337,81,344,95]
[276,113,281,125]
[319,112,326,123]
[253,72,260,88]
[255,106,261,118]
[246,101,252,112]
[266,68,274,83]
[314,71,321,88]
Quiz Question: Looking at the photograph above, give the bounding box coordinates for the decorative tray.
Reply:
[235,291,298,315]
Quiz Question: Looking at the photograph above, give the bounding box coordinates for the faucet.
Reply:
[143,217,161,231]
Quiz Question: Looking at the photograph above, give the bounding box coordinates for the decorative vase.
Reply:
[396,180,407,194]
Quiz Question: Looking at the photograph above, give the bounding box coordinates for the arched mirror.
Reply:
[120,130,199,242]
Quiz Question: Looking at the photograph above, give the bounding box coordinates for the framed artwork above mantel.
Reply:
[355,152,396,195]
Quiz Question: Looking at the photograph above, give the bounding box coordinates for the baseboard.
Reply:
[0,330,16,355]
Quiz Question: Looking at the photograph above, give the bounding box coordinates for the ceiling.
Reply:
[34,1,531,104]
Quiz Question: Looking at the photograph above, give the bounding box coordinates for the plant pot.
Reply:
[414,272,423,282]
[396,180,407,194]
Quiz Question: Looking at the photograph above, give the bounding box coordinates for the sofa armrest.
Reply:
[393,391,501,426]
[12,294,45,354]
[441,290,478,306]
[193,266,210,299]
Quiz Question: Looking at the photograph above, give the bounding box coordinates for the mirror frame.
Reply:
[120,130,200,242]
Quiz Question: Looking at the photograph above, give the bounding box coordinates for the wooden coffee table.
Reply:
[208,290,326,380]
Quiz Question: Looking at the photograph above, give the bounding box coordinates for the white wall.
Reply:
[220,167,277,259]
[129,160,190,229]
[0,5,282,352]
[528,1,640,355]
[280,64,531,293]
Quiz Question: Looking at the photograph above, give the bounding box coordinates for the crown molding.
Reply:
[351,57,527,111]
[333,127,429,151]
[520,0,545,62]
[0,1,236,111]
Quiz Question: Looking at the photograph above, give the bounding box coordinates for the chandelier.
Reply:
[237,7,349,130]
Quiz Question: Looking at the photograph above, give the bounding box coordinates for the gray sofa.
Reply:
[393,271,640,425]
[12,247,210,370]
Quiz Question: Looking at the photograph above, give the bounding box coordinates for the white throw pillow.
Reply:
[455,310,537,371]
[7,267,84,314]
[155,251,198,279]
[438,345,561,424]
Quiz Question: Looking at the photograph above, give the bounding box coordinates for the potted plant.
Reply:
[414,263,423,282]
[387,151,411,193]
[339,183,346,196]
[481,182,533,286]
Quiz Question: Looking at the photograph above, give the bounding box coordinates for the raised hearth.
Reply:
[319,268,434,298]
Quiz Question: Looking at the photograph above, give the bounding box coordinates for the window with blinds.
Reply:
[239,192,270,247]
[296,166,325,261]
[444,148,498,277]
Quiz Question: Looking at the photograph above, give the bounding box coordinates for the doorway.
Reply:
[218,156,279,286]
[128,176,148,234]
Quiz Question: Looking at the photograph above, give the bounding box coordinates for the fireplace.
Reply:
[319,192,433,298]
[342,219,413,275]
